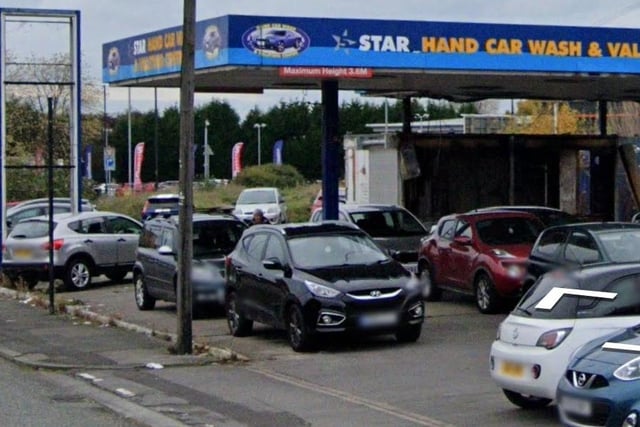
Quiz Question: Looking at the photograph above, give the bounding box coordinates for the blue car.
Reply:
[251,30,303,52]
[557,324,640,427]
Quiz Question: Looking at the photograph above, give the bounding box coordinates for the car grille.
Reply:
[344,288,404,312]
[564,401,610,426]
[565,370,609,389]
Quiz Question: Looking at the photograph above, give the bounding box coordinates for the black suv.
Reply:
[525,222,640,289]
[225,221,424,352]
[133,213,247,312]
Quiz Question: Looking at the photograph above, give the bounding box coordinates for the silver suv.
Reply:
[132,214,247,312]
[2,211,142,290]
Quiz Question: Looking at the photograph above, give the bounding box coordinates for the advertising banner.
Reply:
[84,145,93,179]
[103,14,640,83]
[133,142,145,191]
[104,146,116,171]
[84,145,92,180]
[231,142,244,178]
[272,139,284,165]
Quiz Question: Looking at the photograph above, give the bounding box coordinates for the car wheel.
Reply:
[134,272,156,310]
[396,324,422,343]
[64,257,92,291]
[287,304,314,352]
[276,42,285,52]
[418,261,441,301]
[294,38,302,49]
[106,269,128,283]
[475,272,501,314]
[502,389,552,409]
[226,292,253,337]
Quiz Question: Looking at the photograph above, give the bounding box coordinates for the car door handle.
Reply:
[84,239,94,243]
[117,238,126,242]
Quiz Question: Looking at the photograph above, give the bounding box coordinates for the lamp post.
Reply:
[253,122,266,165]
[203,119,211,181]
[414,113,429,133]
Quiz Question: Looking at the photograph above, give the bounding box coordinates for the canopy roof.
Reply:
[102,15,640,102]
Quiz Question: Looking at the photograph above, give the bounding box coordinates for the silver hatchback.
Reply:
[2,211,142,290]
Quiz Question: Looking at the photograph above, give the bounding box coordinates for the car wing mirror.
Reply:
[263,258,284,270]
[158,245,175,256]
[453,236,472,245]
[388,249,401,261]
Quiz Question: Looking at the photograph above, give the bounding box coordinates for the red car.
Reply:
[417,211,544,314]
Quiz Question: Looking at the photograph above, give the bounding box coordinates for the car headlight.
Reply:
[536,327,572,349]
[492,249,516,258]
[496,322,504,340]
[266,207,278,214]
[304,280,341,298]
[504,263,525,279]
[623,412,638,427]
[615,356,640,381]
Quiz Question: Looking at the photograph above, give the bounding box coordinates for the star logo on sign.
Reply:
[332,30,357,53]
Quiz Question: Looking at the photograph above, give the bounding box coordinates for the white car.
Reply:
[490,263,640,409]
[232,187,287,224]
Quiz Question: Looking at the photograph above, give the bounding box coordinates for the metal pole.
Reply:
[203,120,210,181]
[127,87,132,193]
[105,129,110,185]
[154,87,159,190]
[258,126,261,165]
[177,0,196,355]
[103,84,108,185]
[47,97,55,314]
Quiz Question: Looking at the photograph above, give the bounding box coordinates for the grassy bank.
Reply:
[95,182,321,223]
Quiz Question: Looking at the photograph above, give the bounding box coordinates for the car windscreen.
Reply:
[236,190,276,204]
[349,209,426,237]
[596,230,640,263]
[9,220,53,238]
[287,233,388,268]
[192,220,246,258]
[476,217,541,245]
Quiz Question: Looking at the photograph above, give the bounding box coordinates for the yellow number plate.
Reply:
[500,361,524,378]
[13,249,32,259]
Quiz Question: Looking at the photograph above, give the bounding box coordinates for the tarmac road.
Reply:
[31,275,562,427]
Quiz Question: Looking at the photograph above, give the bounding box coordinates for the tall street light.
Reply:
[253,122,266,165]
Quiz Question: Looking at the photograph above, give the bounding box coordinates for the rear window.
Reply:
[9,221,53,238]
[193,220,246,258]
[349,209,425,237]
[515,271,640,319]
[146,198,179,209]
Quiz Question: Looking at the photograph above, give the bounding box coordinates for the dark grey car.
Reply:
[133,214,247,312]
[310,204,429,273]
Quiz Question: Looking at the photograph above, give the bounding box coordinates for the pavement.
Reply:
[0,286,243,371]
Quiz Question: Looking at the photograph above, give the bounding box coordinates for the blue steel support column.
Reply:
[321,80,339,220]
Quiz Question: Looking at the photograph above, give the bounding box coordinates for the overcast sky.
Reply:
[3,0,640,118]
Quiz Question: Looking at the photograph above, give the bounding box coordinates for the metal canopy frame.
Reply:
[0,8,81,243]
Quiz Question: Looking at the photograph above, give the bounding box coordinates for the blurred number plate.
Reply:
[404,263,418,273]
[500,361,524,378]
[560,396,591,417]
[360,312,398,328]
[14,249,32,259]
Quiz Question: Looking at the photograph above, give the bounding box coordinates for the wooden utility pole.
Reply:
[176,0,196,354]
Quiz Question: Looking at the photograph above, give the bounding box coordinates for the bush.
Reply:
[234,164,304,188]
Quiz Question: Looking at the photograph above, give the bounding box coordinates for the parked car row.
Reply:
[8,194,640,424]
